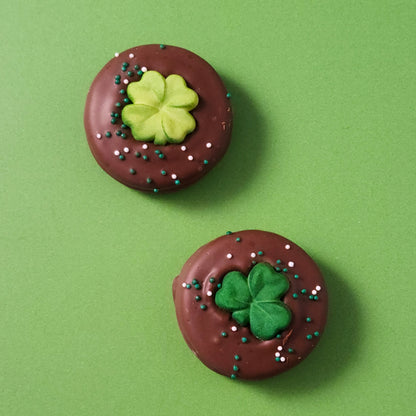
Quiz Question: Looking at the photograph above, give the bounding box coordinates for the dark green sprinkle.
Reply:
[114,113,119,118]
[209,278,215,283]
[192,279,198,285]
[105,131,111,137]
[146,178,152,183]
[217,283,222,289]
[143,155,148,161]
[257,251,263,256]
[135,152,141,158]
[110,112,115,117]
[276,334,282,338]
[226,231,232,235]
[200,304,207,310]
[121,67,127,72]
[134,65,139,70]
[221,331,227,337]
[128,71,134,76]
[276,259,282,264]
[121,133,127,139]
[275,357,281,362]
[275,267,281,272]
[194,284,201,290]
[292,293,298,299]
[175,179,180,185]
[160,44,166,49]
[226,92,231,98]
[120,89,125,94]
[195,296,201,301]
[241,337,248,343]
[115,75,121,79]
[121,124,127,129]
[155,150,161,154]
[111,118,116,124]
[294,274,299,279]
[309,295,314,300]
[161,170,166,175]
[314,295,319,300]
[283,268,288,272]
[116,130,122,136]
[306,334,313,340]
[233,365,239,371]
[288,348,294,353]
[252,260,257,265]
[203,159,209,165]
[122,62,128,66]
[306,317,312,323]
[186,284,191,289]
[129,168,136,175]
[230,374,236,380]
[138,70,143,76]
[234,355,240,360]
[236,237,241,242]
[158,153,164,159]
[119,155,125,160]
[153,188,159,193]
[301,289,307,294]
[314,331,320,337]
[123,98,130,103]
[115,79,120,84]
[115,102,121,107]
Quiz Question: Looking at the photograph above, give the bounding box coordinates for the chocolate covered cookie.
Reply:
[84,44,232,192]
[172,230,328,380]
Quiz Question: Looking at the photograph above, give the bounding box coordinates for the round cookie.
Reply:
[84,44,232,193]
[172,230,328,380]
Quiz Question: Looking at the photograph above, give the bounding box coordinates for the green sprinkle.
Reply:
[200,304,207,310]
[236,237,241,242]
[120,89,126,94]
[288,348,294,353]
[203,159,209,165]
[209,278,215,283]
[115,79,120,84]
[233,365,239,371]
[160,44,166,49]
[301,289,307,294]
[275,267,281,272]
[257,251,263,256]
[146,178,152,183]
[121,133,127,139]
[138,70,143,76]
[186,284,191,289]
[115,102,121,107]
[111,118,116,124]
[114,113,119,118]
[158,153,164,159]
[234,355,240,360]
[217,283,222,289]
[292,293,298,299]
[153,188,159,193]
[175,179,180,185]
[294,274,299,279]
[314,295,319,300]
[276,259,282,264]
[116,130,121,136]
[226,231,232,235]
[135,152,141,158]
[129,168,136,174]
[121,124,127,129]
[194,284,201,290]
[122,62,128,67]
[128,71,134,76]
[134,65,139,70]
[105,131,111,137]
[123,98,130,103]
[283,268,288,272]
[121,67,127,72]
[115,75,121,79]
[192,279,198,285]
[226,92,231,98]
[161,170,167,175]
[314,331,320,337]
[306,334,313,340]
[221,331,227,337]
[155,150,161,154]
[276,334,282,338]
[306,317,312,323]
[230,374,236,380]
[195,296,201,301]
[143,155,148,161]
[241,337,248,343]
[111,112,116,117]
[275,357,281,362]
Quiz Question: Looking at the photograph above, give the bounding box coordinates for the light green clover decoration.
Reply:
[215,263,292,340]
[121,70,199,145]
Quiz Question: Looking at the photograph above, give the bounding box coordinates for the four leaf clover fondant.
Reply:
[121,70,199,145]
[215,263,292,340]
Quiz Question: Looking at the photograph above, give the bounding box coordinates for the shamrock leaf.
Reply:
[121,70,199,145]
[214,263,292,340]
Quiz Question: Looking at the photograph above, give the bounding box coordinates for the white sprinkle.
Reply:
[280,357,286,363]
[96,133,102,139]
[277,346,283,351]
[141,66,148,72]
[250,252,256,258]
[181,282,186,288]
[123,79,129,84]
[207,290,213,297]
[123,147,130,153]
[231,326,237,332]
[206,142,212,148]
[226,253,233,259]
[171,174,177,180]
[114,150,120,156]
[188,155,194,161]
[312,290,317,295]
[288,261,295,267]
[275,352,281,357]
[285,244,291,250]
[129,53,134,58]
[142,144,148,150]
[114,52,119,57]
[181,146,187,151]
[316,285,321,291]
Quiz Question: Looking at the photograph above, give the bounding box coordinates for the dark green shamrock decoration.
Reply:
[215,263,292,340]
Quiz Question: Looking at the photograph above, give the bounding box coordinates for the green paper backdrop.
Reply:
[1,1,415,415]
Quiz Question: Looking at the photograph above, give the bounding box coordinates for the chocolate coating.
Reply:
[84,44,232,192]
[172,230,328,380]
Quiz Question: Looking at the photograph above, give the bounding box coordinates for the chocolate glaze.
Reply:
[84,45,232,192]
[172,230,328,380]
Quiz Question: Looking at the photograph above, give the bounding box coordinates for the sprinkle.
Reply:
[186,284,191,289]
[285,244,291,250]
[111,118,116,124]
[115,79,120,84]
[230,374,236,380]
[277,346,283,351]
[114,150,120,156]
[276,259,282,264]
[292,293,298,299]
[153,188,159,193]
[241,337,248,343]
[234,355,240,360]
[123,79,129,84]
[283,268,288,272]
[275,357,281,362]
[143,155,148,161]
[155,150,161,154]
[280,357,286,363]
[306,317,312,322]
[129,53,134,58]
[137,70,143,76]
[181,146,187,151]
[192,279,198,285]
[129,168,136,174]
[194,284,201,290]
[221,332,227,337]
[316,285,321,291]
[146,178,152,183]
[175,179,181,185]
[226,231,232,235]
[114,52,120,57]
[275,352,280,357]
[275,267,281,272]
[135,152,141,158]
[312,290,317,295]
[207,290,213,297]
[226,92,231,98]
[288,348,294,353]
[301,289,307,294]
[276,334,282,338]
[314,295,319,300]
[181,282,186,288]
[226,253,233,259]
[231,326,237,332]
[200,304,207,310]
[294,274,299,279]
[123,147,130,153]
[160,44,166,49]
[96,133,102,139]
[116,130,122,136]
[142,144,148,150]
[250,252,256,258]
[141,66,148,72]
[187,155,194,161]
[306,334,313,340]
[209,278,215,283]
[105,131,111,137]
[120,89,126,94]
[123,98,130,103]
[257,251,263,256]
[203,160,209,165]
[121,133,127,139]
[115,102,121,107]
[122,62,128,67]
[206,142,212,148]
[127,71,134,77]
[314,331,320,337]
[236,237,241,242]
[158,153,165,159]
[288,261,295,267]
[171,174,177,180]
[121,124,127,129]
[161,170,167,175]
[195,296,201,301]
[233,365,239,371]
[217,283,222,288]
[134,65,139,70]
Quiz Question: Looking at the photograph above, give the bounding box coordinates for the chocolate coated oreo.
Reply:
[172,230,328,380]
[84,45,232,192]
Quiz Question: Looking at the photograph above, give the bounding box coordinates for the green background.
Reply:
[1,1,415,415]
